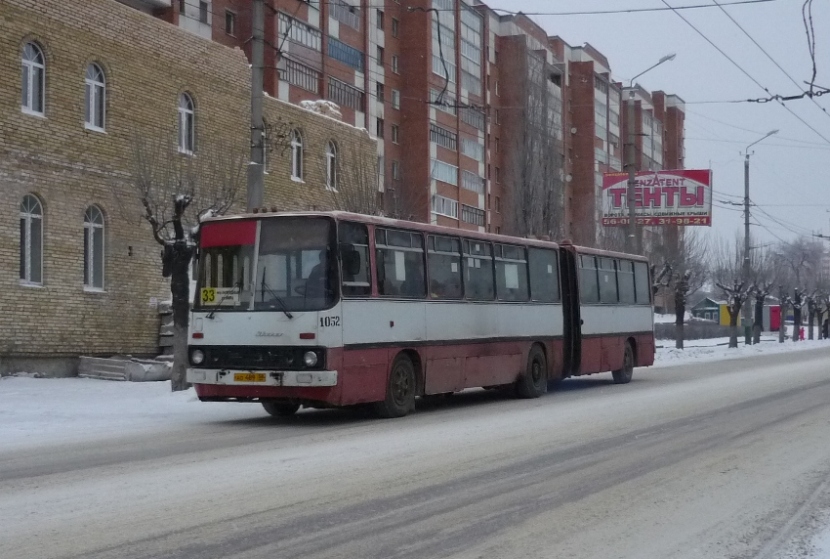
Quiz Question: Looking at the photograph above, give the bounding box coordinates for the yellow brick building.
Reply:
[0,0,377,375]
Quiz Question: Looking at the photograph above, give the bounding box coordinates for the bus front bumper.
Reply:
[187,368,338,387]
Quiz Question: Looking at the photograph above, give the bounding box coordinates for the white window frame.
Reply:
[326,141,338,191]
[392,55,400,74]
[391,124,400,144]
[84,205,105,291]
[178,93,195,155]
[391,89,401,109]
[431,195,459,219]
[21,42,45,116]
[291,129,304,181]
[84,63,106,132]
[20,194,43,286]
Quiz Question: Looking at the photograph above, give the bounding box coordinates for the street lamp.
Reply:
[625,53,676,254]
[742,129,778,340]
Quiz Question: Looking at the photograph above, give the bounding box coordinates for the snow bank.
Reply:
[654,337,827,367]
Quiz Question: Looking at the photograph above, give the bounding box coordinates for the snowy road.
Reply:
[2,347,830,559]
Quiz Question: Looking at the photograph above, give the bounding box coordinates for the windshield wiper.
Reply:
[205,295,235,320]
[260,268,294,319]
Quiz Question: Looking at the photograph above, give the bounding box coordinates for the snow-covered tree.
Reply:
[716,279,749,348]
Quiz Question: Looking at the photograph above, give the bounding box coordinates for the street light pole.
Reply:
[742,129,778,340]
[625,54,675,254]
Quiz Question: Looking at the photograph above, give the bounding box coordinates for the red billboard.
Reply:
[601,169,713,226]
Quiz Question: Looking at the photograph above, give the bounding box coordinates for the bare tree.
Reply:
[117,134,247,391]
[503,51,564,240]
[792,288,805,342]
[716,279,749,348]
[777,285,791,343]
[750,282,772,344]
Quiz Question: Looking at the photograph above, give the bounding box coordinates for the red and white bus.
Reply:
[187,211,654,417]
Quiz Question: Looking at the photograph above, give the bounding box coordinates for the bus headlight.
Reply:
[303,351,318,367]
[191,349,205,365]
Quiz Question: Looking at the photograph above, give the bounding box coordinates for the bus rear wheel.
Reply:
[374,354,416,418]
[262,401,300,417]
[612,342,634,384]
[516,345,547,399]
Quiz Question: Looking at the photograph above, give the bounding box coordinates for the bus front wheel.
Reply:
[374,354,416,418]
[612,342,634,384]
[262,401,300,417]
[516,345,548,398]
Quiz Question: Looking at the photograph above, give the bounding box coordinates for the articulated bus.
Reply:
[187,211,654,418]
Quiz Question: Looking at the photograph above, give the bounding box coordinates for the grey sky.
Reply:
[485,0,830,245]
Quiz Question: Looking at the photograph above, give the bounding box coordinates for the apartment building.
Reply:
[125,0,685,247]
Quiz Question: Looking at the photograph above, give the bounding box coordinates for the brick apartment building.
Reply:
[0,0,376,375]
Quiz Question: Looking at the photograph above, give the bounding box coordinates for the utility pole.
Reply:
[624,54,675,255]
[626,87,637,254]
[742,129,778,341]
[247,0,265,212]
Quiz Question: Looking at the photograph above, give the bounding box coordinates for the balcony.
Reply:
[117,0,172,10]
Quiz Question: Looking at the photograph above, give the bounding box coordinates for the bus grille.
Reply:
[198,346,325,371]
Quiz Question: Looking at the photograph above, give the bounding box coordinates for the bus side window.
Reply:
[617,260,636,304]
[428,235,462,299]
[463,240,495,300]
[579,255,600,303]
[339,221,371,297]
[598,257,619,303]
[376,228,426,298]
[634,261,651,304]
[495,244,529,302]
[528,248,560,302]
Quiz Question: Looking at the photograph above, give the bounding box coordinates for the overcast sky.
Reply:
[485,0,830,246]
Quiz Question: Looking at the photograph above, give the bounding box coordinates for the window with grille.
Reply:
[460,107,485,130]
[461,204,485,226]
[429,123,457,151]
[328,78,364,110]
[278,58,320,93]
[278,13,321,50]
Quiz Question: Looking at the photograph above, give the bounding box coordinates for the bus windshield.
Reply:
[195,216,337,312]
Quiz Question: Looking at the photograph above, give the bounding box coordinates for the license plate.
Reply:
[234,372,266,383]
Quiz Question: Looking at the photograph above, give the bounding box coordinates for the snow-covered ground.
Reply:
[2,337,830,558]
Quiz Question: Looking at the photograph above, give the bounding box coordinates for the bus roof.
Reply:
[203,210,562,250]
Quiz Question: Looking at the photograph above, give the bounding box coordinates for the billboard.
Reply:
[601,169,713,226]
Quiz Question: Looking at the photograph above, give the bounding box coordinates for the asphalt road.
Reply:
[2,347,830,559]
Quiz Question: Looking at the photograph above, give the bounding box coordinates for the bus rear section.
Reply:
[559,243,655,383]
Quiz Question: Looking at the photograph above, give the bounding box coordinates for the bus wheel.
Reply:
[516,345,547,399]
[612,342,634,384]
[262,401,300,417]
[374,354,416,418]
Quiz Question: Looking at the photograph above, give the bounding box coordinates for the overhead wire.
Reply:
[711,0,830,122]
[660,0,830,144]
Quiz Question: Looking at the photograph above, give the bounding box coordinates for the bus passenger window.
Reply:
[376,228,426,298]
[579,255,600,303]
[528,248,560,302]
[598,258,619,303]
[428,235,462,299]
[634,261,651,304]
[495,244,529,302]
[617,260,636,304]
[339,222,371,297]
[463,240,495,300]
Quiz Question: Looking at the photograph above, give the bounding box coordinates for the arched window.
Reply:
[20,195,43,285]
[84,63,106,131]
[178,93,195,154]
[21,42,45,115]
[326,141,338,191]
[84,205,105,289]
[290,129,303,180]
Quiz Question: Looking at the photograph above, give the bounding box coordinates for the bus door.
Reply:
[559,245,581,375]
